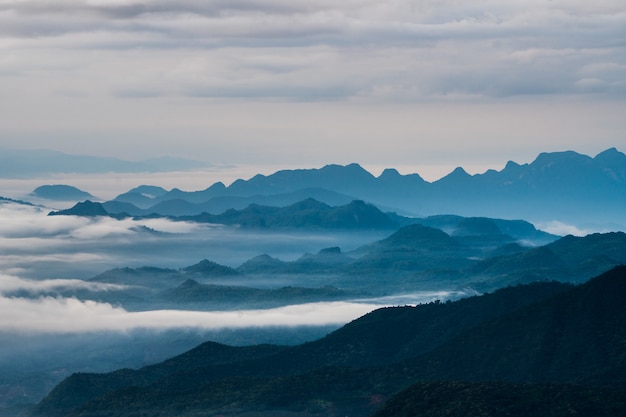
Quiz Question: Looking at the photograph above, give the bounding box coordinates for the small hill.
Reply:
[47,200,110,217]
[181,259,240,277]
[466,231,626,289]
[31,185,95,201]
[451,217,503,236]
[370,223,460,252]
[237,254,288,274]
[158,279,353,308]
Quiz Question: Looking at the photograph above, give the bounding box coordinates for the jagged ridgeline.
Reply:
[44,148,626,226]
[31,266,626,417]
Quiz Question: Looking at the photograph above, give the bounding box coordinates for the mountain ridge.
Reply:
[31,266,626,417]
[98,148,625,226]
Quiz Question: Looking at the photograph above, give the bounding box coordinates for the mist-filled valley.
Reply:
[1,149,626,416]
[2,0,625,411]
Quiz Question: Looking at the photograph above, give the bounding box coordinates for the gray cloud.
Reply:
[0,290,378,334]
[0,0,623,101]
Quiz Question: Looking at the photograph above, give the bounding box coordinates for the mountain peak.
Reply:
[31,184,96,201]
[595,147,622,158]
[48,200,109,217]
[448,166,470,177]
[182,259,239,276]
[379,168,401,178]
[532,150,592,167]
[435,166,471,184]
[594,147,626,165]
[126,185,168,198]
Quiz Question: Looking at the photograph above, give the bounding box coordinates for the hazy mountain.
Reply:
[48,201,626,293]
[112,185,169,208]
[90,261,239,292]
[32,266,626,417]
[466,231,626,289]
[48,201,124,218]
[107,148,626,226]
[62,198,401,230]
[229,226,622,293]
[0,148,209,177]
[158,279,355,309]
[60,227,626,313]
[30,185,96,201]
[185,199,398,230]
[112,186,357,214]
[57,198,558,247]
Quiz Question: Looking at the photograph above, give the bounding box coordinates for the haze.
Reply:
[0,0,624,176]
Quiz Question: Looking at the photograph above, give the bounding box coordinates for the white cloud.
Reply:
[537,221,592,237]
[0,273,128,294]
[0,271,472,334]
[0,293,379,334]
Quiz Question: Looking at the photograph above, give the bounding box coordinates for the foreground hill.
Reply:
[33,266,626,417]
[373,381,626,417]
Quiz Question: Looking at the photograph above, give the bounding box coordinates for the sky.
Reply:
[0,0,625,181]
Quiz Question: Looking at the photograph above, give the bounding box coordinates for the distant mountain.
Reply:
[112,185,169,208]
[48,201,125,218]
[0,148,209,177]
[32,266,626,417]
[31,185,96,201]
[107,148,626,227]
[232,226,623,293]
[64,198,401,230]
[50,200,626,293]
[90,261,239,291]
[58,198,558,246]
[466,231,626,289]
[112,186,357,214]
[85,257,357,311]
[158,279,355,309]
[185,198,398,230]
[181,259,240,276]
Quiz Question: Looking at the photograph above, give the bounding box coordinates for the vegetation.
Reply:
[31,266,626,417]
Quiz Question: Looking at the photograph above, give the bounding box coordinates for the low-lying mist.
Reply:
[0,201,388,279]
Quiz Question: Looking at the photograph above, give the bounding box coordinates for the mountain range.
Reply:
[30,148,626,227]
[0,148,209,177]
[36,225,625,309]
[30,266,626,417]
[94,148,626,226]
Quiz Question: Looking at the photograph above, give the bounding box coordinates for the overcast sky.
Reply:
[0,0,624,179]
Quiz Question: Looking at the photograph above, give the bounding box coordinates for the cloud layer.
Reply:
[1,0,624,102]
[0,200,389,280]
[0,289,378,333]
[0,0,624,174]
[0,271,463,334]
